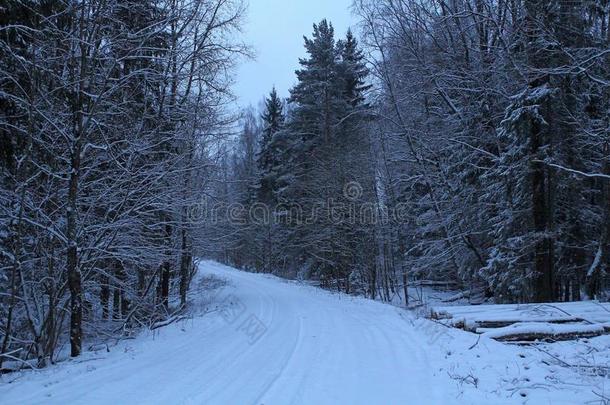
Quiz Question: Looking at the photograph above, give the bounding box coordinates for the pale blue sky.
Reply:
[234,0,355,108]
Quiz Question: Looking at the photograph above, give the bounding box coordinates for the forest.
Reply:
[1,0,609,373]
[219,0,610,306]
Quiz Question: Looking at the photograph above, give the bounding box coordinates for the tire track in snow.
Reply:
[251,315,304,404]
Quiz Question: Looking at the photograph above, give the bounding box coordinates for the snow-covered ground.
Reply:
[1,261,608,404]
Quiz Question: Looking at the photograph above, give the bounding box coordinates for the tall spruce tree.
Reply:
[258,87,285,205]
[340,29,371,107]
[270,20,375,287]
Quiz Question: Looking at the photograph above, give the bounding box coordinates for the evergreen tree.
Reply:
[258,87,285,205]
[270,20,375,286]
[339,29,371,107]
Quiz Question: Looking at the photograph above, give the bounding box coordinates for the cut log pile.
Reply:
[430,301,610,343]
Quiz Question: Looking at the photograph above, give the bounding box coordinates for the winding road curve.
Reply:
[1,261,471,404]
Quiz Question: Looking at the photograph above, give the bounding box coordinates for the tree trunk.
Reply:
[161,260,170,310]
[179,224,191,308]
[67,145,82,357]
[525,0,555,303]
[531,130,554,302]
[100,273,110,320]
[587,143,610,297]
[112,286,121,320]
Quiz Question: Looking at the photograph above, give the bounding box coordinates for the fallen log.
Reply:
[480,322,610,342]
[474,316,585,329]
[412,280,460,289]
[441,291,470,303]
[430,315,586,332]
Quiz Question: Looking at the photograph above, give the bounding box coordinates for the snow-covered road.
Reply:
[1,261,606,404]
[195,262,440,404]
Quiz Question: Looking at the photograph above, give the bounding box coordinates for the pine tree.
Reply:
[270,20,375,287]
[339,29,371,107]
[258,87,285,205]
